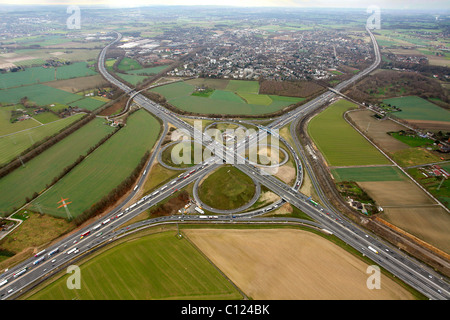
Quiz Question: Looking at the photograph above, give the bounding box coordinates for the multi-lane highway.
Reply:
[1,27,449,300]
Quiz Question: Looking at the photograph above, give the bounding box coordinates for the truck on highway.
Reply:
[33,256,45,266]
[368,246,379,254]
[0,279,7,287]
[195,207,205,214]
[198,215,207,219]
[48,248,59,256]
[67,247,78,255]
[13,267,28,278]
[34,249,46,257]
[93,224,101,230]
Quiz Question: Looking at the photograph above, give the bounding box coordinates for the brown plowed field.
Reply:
[184,228,415,300]
[347,109,408,153]
[358,180,435,207]
[382,207,450,254]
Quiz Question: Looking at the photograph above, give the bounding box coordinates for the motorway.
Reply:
[1,28,449,300]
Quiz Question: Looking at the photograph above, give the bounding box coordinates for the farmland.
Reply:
[308,99,391,166]
[0,118,116,216]
[0,62,97,89]
[30,109,161,219]
[150,79,303,116]
[0,84,105,109]
[382,96,450,122]
[331,166,406,182]
[27,231,242,300]
[185,228,416,300]
[0,113,85,166]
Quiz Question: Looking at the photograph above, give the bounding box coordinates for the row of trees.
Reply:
[0,113,94,179]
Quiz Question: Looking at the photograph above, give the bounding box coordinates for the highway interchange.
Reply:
[1,27,449,301]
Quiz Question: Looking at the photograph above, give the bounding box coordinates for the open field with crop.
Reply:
[117,57,142,72]
[308,99,391,166]
[127,65,169,75]
[45,75,108,93]
[150,79,303,115]
[198,165,256,210]
[185,228,416,300]
[0,105,40,136]
[0,118,115,216]
[0,62,97,89]
[27,231,242,300]
[382,96,450,122]
[331,166,406,182]
[0,114,84,166]
[0,84,103,108]
[30,110,160,218]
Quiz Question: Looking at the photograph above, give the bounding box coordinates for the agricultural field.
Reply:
[127,65,169,75]
[0,105,40,136]
[0,113,85,166]
[117,57,142,72]
[346,109,409,153]
[27,231,243,300]
[198,165,256,210]
[308,99,391,166]
[150,79,304,115]
[0,62,97,89]
[390,147,441,168]
[29,109,160,219]
[185,228,416,300]
[389,132,434,148]
[0,84,105,109]
[0,118,115,216]
[382,96,450,123]
[331,166,406,182]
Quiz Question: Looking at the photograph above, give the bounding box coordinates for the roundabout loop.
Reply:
[193,165,262,214]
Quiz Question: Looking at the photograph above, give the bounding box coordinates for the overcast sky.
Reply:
[1,0,448,10]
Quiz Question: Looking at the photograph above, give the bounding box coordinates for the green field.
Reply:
[127,65,169,75]
[0,118,115,216]
[382,96,450,122]
[28,231,243,300]
[225,80,259,94]
[391,147,441,167]
[237,92,273,105]
[0,114,85,166]
[0,84,99,107]
[150,80,303,115]
[0,62,97,89]
[31,109,160,218]
[331,166,406,182]
[0,105,40,136]
[389,132,434,147]
[308,99,391,166]
[198,165,256,210]
[117,57,142,72]
[116,73,149,86]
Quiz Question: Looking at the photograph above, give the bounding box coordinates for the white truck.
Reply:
[195,207,205,214]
